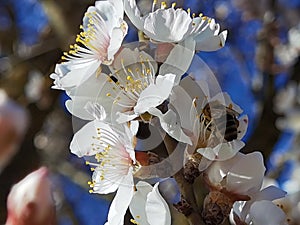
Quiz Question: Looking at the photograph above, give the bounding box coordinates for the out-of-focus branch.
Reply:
[41,0,73,47]
[243,2,281,160]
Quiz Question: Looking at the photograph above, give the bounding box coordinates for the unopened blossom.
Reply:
[232,186,287,225]
[124,0,227,51]
[0,90,29,173]
[5,167,56,225]
[50,0,127,91]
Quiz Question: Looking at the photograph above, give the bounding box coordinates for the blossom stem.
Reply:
[162,132,205,225]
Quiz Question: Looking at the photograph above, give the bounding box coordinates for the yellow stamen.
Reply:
[130,219,139,225]
[161,1,167,9]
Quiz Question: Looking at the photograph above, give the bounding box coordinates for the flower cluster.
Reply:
[50,0,288,224]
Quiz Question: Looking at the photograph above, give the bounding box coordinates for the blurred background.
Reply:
[0,0,300,224]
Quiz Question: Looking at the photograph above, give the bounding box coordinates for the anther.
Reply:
[161,1,167,9]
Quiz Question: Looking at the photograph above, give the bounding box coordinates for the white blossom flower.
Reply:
[168,78,248,169]
[69,116,171,225]
[70,120,139,225]
[124,0,227,51]
[70,120,138,191]
[232,186,287,225]
[204,152,265,196]
[65,48,160,120]
[50,0,127,91]
[196,92,248,168]
[275,26,300,66]
[276,109,300,133]
[66,47,192,144]
[274,81,298,114]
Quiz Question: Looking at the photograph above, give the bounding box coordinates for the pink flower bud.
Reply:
[5,167,56,225]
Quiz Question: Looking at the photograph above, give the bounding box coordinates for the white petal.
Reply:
[169,85,198,136]
[159,38,196,85]
[66,72,131,122]
[105,173,134,225]
[129,181,153,225]
[93,1,120,29]
[239,186,287,221]
[58,60,100,90]
[92,167,124,194]
[198,157,213,171]
[70,120,103,157]
[111,47,157,73]
[197,146,218,161]
[197,140,244,161]
[84,102,107,121]
[195,30,227,51]
[194,19,227,51]
[108,0,124,20]
[146,183,171,225]
[205,153,243,184]
[249,200,286,225]
[214,140,245,161]
[149,108,192,145]
[65,73,109,120]
[116,111,138,124]
[210,92,243,114]
[226,152,265,195]
[180,75,210,99]
[70,120,134,161]
[232,201,245,219]
[254,186,287,202]
[237,115,248,140]
[107,25,128,61]
[130,120,139,136]
[134,74,176,114]
[143,8,192,42]
[124,0,144,31]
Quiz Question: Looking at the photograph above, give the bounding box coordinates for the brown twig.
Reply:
[162,133,205,225]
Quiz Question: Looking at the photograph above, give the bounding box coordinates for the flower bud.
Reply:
[5,167,56,225]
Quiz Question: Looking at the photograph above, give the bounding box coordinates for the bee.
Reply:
[200,101,240,142]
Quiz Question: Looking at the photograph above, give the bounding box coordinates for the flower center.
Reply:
[104,56,156,106]
[61,11,109,63]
